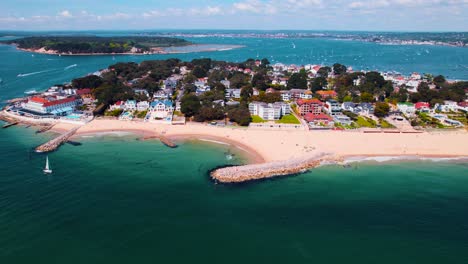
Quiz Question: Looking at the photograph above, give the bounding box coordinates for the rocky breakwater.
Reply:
[35,126,81,153]
[211,152,332,183]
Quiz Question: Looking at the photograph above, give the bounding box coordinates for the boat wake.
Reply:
[64,64,77,70]
[17,70,52,77]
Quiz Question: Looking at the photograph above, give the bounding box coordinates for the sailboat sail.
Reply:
[43,156,52,173]
[45,156,50,171]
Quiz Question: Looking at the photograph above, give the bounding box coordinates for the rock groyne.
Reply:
[35,126,81,153]
[211,153,331,183]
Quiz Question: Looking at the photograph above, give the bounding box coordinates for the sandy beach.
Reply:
[52,119,468,163]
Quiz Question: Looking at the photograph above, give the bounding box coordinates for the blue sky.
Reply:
[1,0,467,31]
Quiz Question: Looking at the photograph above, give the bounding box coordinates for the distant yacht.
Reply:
[24,90,38,95]
[43,156,52,174]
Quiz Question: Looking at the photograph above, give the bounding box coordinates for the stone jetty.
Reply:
[211,152,331,183]
[160,136,177,148]
[35,126,81,153]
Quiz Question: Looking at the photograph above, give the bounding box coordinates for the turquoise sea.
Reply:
[1,32,468,263]
[0,125,467,263]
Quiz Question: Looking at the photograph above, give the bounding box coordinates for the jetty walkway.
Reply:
[35,126,81,153]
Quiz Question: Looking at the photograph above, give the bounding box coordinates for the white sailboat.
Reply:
[43,156,52,174]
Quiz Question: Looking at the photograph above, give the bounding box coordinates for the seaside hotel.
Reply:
[14,96,78,117]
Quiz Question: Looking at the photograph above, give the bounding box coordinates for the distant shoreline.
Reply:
[12,44,245,56]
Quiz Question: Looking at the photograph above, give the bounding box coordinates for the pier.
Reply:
[211,153,331,183]
[35,126,81,153]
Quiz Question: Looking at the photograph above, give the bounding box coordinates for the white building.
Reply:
[124,100,137,111]
[324,100,342,116]
[249,101,290,121]
[225,89,241,99]
[22,96,78,115]
[397,103,416,115]
[137,101,150,111]
[437,101,458,112]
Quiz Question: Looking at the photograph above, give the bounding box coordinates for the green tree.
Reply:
[332,63,347,75]
[433,75,446,88]
[287,72,308,89]
[72,75,103,89]
[364,72,386,88]
[360,92,374,103]
[310,77,327,92]
[194,106,225,122]
[374,102,390,118]
[240,85,253,101]
[180,94,201,117]
[261,58,270,67]
[192,66,207,78]
[228,107,251,126]
[317,66,331,77]
[229,72,249,88]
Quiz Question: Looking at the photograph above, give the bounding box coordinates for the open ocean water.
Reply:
[1,31,468,263]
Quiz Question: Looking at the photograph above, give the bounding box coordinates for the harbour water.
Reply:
[1,33,468,102]
[1,31,468,263]
[0,125,467,263]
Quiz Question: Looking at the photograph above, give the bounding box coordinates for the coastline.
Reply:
[46,119,468,183]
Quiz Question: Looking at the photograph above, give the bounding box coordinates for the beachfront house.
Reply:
[150,100,174,119]
[397,102,416,115]
[249,101,290,121]
[124,100,137,111]
[137,101,150,111]
[415,102,431,113]
[458,102,468,112]
[297,99,323,116]
[304,113,333,126]
[436,101,459,112]
[333,115,352,125]
[110,101,124,111]
[324,100,342,116]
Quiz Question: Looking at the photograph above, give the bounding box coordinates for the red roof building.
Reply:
[304,113,333,124]
[30,97,49,104]
[297,99,323,116]
[316,90,337,99]
[458,101,468,108]
[415,102,430,110]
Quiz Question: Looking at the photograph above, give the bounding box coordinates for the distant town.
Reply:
[2,57,467,133]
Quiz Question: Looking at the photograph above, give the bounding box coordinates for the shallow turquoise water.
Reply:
[0,125,467,263]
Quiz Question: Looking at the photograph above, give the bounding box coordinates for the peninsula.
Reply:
[2,57,468,183]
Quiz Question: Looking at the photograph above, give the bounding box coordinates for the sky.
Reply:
[0,0,467,31]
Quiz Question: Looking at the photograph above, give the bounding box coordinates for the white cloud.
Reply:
[58,10,72,18]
